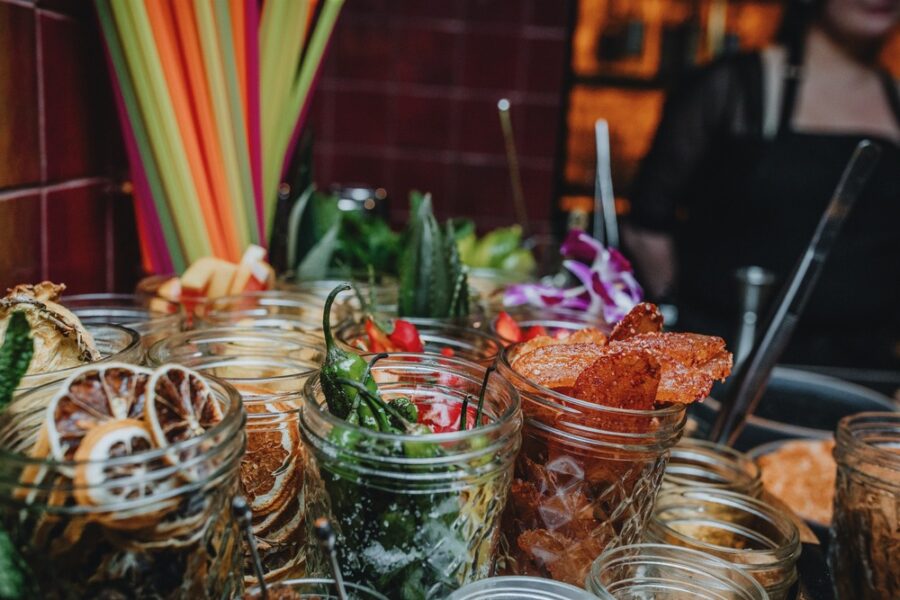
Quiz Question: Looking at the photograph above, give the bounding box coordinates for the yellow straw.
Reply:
[267,0,344,237]
[111,0,211,262]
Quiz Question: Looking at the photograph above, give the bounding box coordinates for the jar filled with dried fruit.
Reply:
[645,488,800,598]
[149,329,324,585]
[0,364,247,599]
[829,412,900,600]
[496,350,686,586]
[301,354,522,599]
[587,543,767,599]
[663,439,762,497]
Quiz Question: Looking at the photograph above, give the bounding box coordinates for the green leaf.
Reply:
[0,312,33,410]
[0,528,29,599]
[471,225,523,268]
[286,184,315,271]
[297,214,343,280]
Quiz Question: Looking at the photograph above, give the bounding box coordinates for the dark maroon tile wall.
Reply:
[0,1,135,294]
[309,0,574,234]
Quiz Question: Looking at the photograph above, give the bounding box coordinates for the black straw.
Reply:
[314,517,349,600]
[232,496,267,599]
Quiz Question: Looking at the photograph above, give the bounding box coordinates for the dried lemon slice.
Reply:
[145,364,224,452]
[241,398,302,516]
[73,419,175,529]
[46,363,152,461]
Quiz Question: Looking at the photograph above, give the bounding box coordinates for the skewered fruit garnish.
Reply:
[0,282,99,375]
[156,244,275,305]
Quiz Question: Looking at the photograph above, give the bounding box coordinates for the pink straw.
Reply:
[245,0,265,244]
[101,27,173,274]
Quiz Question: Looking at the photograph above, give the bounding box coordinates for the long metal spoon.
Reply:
[233,496,268,600]
[314,517,349,600]
[497,98,531,238]
[709,139,882,446]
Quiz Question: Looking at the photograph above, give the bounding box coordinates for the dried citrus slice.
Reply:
[46,363,152,460]
[241,400,302,516]
[145,364,224,451]
[609,302,664,341]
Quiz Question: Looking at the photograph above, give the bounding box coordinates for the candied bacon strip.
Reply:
[512,343,606,390]
[566,328,608,346]
[609,302,664,341]
[571,349,660,411]
[610,332,732,403]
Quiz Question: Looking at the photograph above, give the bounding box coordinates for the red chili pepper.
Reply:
[495,311,522,343]
[522,325,548,341]
[365,318,397,352]
[440,347,455,357]
[416,399,474,433]
[388,319,424,352]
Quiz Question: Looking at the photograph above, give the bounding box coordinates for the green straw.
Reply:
[95,0,185,272]
[194,0,252,251]
[213,1,260,245]
[268,0,344,237]
[111,0,212,262]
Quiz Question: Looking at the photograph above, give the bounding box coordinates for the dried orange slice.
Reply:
[512,343,606,390]
[241,400,302,516]
[145,364,224,451]
[46,363,152,460]
[609,302,664,341]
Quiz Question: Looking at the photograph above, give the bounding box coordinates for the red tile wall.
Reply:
[0,0,572,294]
[0,0,140,294]
[308,0,574,233]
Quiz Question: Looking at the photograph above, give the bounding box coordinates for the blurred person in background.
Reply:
[624,0,900,369]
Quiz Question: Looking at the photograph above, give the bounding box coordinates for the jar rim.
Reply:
[245,578,389,600]
[62,292,182,315]
[836,412,900,468]
[650,487,801,563]
[303,353,520,444]
[589,542,768,599]
[665,439,761,491]
[0,373,245,470]
[337,317,501,346]
[498,345,686,420]
[16,323,142,387]
[148,327,324,364]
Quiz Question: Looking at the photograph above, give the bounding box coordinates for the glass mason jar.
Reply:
[197,290,350,335]
[15,323,143,396]
[587,543,768,600]
[149,332,323,585]
[148,328,325,367]
[496,345,686,587]
[489,307,610,346]
[301,354,522,598]
[243,578,388,600]
[62,292,183,349]
[645,487,799,598]
[829,412,900,600]
[0,376,246,599]
[445,576,598,599]
[336,317,502,366]
[663,439,762,497]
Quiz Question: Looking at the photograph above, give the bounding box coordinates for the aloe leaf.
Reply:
[0,312,33,410]
[297,214,342,280]
[286,184,315,271]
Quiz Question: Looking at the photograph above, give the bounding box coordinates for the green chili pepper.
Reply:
[388,396,418,429]
[321,284,378,419]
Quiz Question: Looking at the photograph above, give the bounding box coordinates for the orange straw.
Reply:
[230,0,247,117]
[167,0,242,261]
[145,0,231,259]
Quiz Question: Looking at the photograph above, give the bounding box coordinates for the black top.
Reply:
[630,51,900,368]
